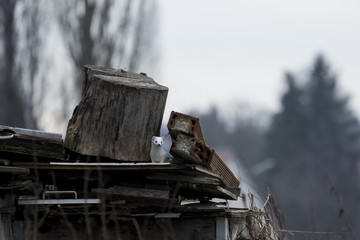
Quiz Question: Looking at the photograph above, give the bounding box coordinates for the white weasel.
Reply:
[150,136,172,163]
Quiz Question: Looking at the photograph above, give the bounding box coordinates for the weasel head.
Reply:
[152,136,164,147]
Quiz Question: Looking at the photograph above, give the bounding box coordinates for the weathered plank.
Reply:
[64,65,168,162]
[0,125,62,142]
[92,186,170,200]
[0,133,64,161]
[145,172,221,185]
[179,183,239,200]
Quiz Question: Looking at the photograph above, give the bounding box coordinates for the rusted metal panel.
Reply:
[167,111,206,142]
[170,133,239,187]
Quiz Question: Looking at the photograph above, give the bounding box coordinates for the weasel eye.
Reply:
[155,141,158,144]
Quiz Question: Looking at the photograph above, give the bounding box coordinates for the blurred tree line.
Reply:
[263,55,360,236]
[0,0,158,131]
[194,55,360,238]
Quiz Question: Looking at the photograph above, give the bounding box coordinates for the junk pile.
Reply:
[0,65,264,240]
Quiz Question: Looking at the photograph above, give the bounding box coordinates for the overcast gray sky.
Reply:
[158,0,360,118]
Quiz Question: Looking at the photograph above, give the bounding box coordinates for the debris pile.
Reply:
[0,66,266,240]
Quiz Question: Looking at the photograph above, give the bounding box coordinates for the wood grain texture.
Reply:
[64,65,168,161]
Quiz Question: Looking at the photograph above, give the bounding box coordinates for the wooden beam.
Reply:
[0,134,64,161]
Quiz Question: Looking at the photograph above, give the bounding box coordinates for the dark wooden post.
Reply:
[64,65,168,161]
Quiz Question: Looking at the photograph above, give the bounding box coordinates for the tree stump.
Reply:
[64,65,168,161]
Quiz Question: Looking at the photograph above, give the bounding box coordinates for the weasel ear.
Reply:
[151,136,155,141]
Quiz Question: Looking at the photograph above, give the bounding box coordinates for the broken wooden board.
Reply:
[0,128,64,162]
[145,172,221,185]
[0,125,62,142]
[178,183,239,200]
[92,186,170,200]
[170,133,240,187]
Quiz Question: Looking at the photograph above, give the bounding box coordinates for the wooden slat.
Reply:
[0,125,62,142]
[0,134,64,161]
[199,185,238,200]
[92,186,170,200]
[145,172,220,185]
[191,164,221,179]
[180,183,239,200]
[12,162,221,180]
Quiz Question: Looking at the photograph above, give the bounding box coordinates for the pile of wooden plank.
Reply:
[0,125,241,212]
[167,111,240,188]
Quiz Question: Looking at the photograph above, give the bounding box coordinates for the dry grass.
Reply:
[245,191,355,240]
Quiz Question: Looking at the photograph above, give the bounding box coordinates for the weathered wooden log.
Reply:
[64,65,168,161]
